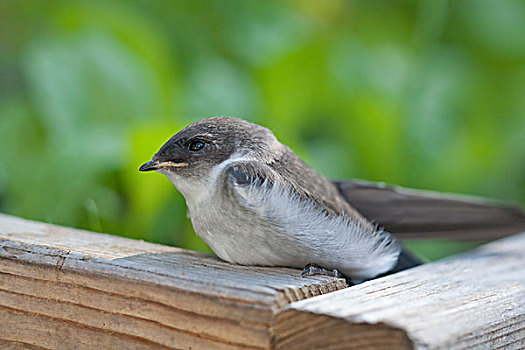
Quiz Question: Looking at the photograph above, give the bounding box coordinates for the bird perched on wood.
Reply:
[140,117,525,283]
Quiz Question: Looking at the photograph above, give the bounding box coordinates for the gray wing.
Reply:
[335,179,525,241]
[266,146,360,218]
[225,163,402,280]
[227,159,354,217]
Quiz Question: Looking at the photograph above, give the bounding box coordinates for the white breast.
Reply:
[161,154,250,209]
[161,157,401,282]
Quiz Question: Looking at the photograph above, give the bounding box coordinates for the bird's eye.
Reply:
[188,140,205,151]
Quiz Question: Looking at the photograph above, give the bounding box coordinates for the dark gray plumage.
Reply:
[140,117,525,282]
[146,117,354,216]
[335,180,525,241]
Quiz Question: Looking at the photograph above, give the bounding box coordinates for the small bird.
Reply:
[140,117,525,282]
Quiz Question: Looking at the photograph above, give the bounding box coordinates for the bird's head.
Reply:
[139,117,280,194]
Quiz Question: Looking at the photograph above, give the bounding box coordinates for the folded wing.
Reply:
[227,163,401,281]
[335,180,525,240]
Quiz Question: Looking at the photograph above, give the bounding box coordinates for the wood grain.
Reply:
[274,232,525,350]
[0,213,347,350]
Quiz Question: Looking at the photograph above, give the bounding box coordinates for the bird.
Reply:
[139,117,525,283]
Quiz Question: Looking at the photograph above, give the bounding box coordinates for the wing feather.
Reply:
[335,180,525,240]
[225,162,401,281]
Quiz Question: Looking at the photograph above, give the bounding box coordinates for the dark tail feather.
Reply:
[348,248,422,285]
[389,248,422,274]
[365,248,422,283]
[334,179,525,241]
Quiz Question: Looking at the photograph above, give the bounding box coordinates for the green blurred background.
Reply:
[1,1,525,260]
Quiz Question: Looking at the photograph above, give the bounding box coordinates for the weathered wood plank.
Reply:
[0,213,347,350]
[274,232,525,350]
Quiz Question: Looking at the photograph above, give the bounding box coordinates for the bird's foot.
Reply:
[301,263,342,278]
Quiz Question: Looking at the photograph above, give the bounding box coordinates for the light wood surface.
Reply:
[274,232,525,350]
[3,213,523,350]
[0,213,347,350]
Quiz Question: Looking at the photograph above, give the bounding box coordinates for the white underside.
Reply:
[162,157,400,281]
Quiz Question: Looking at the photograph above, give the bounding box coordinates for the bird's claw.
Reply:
[301,263,342,278]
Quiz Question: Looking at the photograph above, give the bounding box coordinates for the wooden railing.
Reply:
[274,231,525,349]
[0,213,523,349]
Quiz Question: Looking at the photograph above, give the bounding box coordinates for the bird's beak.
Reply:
[139,161,159,172]
[139,160,188,172]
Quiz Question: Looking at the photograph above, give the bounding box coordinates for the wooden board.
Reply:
[274,232,525,350]
[0,213,347,350]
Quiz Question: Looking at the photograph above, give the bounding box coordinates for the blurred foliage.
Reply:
[1,0,524,260]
